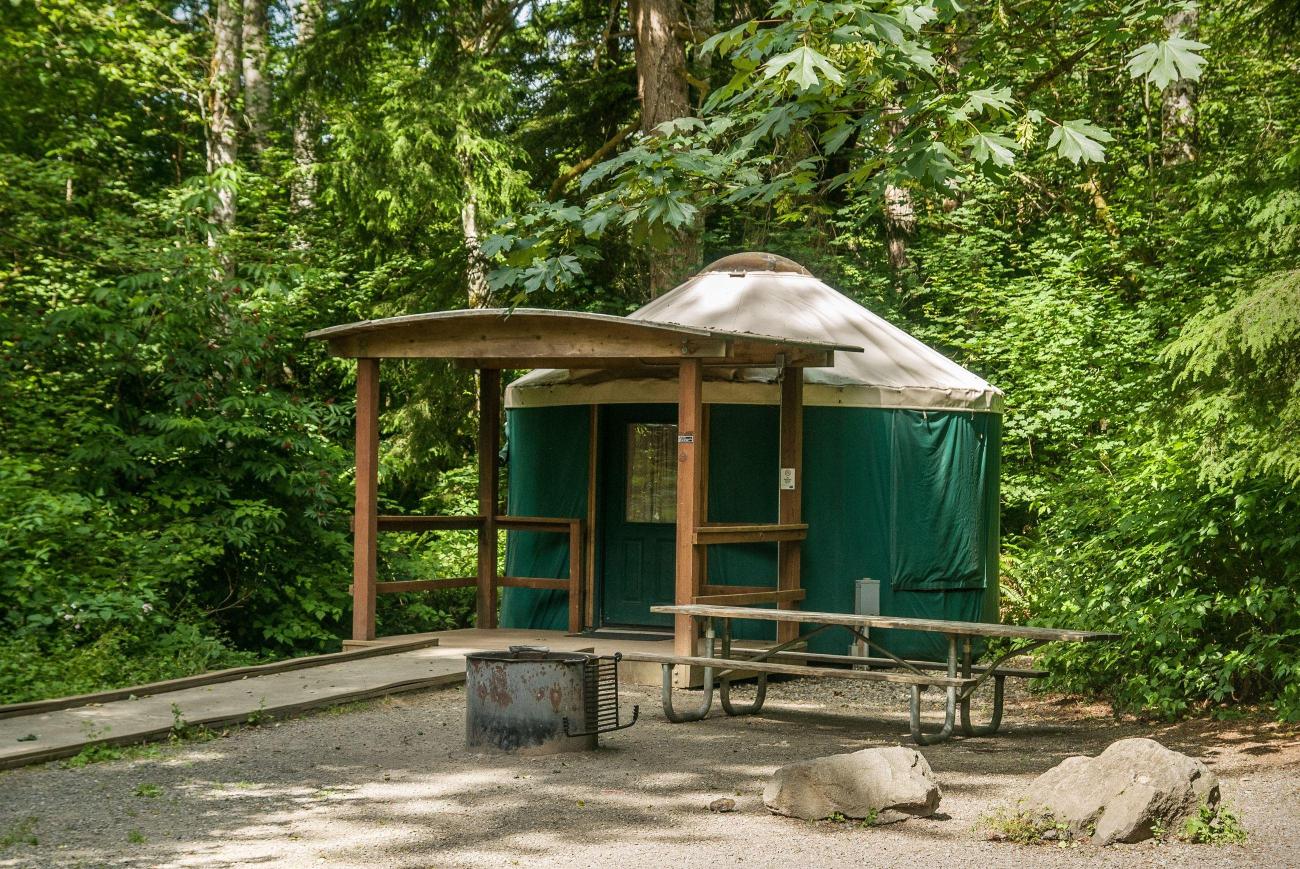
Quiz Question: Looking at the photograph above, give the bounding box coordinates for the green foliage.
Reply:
[61,742,136,769]
[0,0,637,703]
[978,805,1073,844]
[1046,119,1115,166]
[1006,12,1300,720]
[0,178,355,699]
[1165,269,1300,485]
[246,697,270,726]
[0,817,38,849]
[1127,37,1210,90]
[1181,802,1248,844]
[166,702,216,743]
[170,703,188,738]
[1019,431,1300,719]
[823,807,879,825]
[0,628,258,706]
[305,2,530,251]
[375,464,482,635]
[62,741,164,768]
[486,0,1200,295]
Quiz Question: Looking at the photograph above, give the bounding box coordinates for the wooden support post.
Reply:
[699,404,711,588]
[584,405,598,630]
[476,368,501,629]
[352,358,380,642]
[777,369,804,644]
[568,520,583,634]
[674,358,705,657]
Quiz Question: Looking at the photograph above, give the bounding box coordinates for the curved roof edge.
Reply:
[501,252,1003,412]
[504,377,1004,413]
[305,306,859,365]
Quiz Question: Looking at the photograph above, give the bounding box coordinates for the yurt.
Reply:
[499,253,1003,660]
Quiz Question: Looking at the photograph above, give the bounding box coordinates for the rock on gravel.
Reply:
[762,746,941,823]
[1023,736,1220,845]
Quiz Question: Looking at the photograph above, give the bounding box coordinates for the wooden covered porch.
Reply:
[307,308,858,657]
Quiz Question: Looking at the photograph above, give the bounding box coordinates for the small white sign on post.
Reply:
[779,468,797,490]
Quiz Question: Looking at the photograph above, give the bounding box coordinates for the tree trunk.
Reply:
[630,0,697,295]
[1162,7,1198,166]
[883,108,914,277]
[693,0,715,72]
[291,0,321,212]
[596,0,623,70]
[241,0,270,154]
[884,183,915,273]
[455,0,524,306]
[460,155,491,307]
[689,0,715,106]
[206,0,242,238]
[630,0,690,134]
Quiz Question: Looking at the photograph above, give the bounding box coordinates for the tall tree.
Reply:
[206,0,242,237]
[291,0,321,213]
[460,150,491,307]
[455,0,528,307]
[629,0,690,131]
[883,107,915,278]
[630,0,697,293]
[241,0,271,155]
[1162,6,1199,165]
[691,0,715,85]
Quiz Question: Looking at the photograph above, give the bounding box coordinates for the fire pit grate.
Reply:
[564,652,639,738]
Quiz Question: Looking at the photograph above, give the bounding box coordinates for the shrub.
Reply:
[1181,802,1248,845]
[1019,430,1300,721]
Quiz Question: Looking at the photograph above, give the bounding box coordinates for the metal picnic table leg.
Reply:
[959,636,1005,737]
[661,617,716,723]
[719,617,768,716]
[909,634,957,745]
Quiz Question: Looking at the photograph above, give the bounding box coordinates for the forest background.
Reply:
[1,0,1297,720]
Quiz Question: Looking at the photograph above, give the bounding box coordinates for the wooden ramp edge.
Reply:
[0,636,442,720]
[0,671,463,770]
[0,629,679,771]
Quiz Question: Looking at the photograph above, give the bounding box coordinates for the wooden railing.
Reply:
[496,515,584,634]
[364,513,584,633]
[376,515,485,532]
[689,522,808,607]
[692,523,808,544]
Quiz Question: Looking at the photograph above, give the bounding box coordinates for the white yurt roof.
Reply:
[504,252,1003,412]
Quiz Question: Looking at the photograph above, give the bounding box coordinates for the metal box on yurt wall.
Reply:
[851,577,882,659]
[464,646,637,754]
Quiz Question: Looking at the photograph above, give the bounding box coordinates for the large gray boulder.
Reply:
[763,746,941,822]
[1024,737,1219,845]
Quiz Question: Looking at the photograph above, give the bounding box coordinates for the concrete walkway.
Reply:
[0,629,674,769]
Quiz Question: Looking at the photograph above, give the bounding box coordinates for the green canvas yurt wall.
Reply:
[499,402,1000,661]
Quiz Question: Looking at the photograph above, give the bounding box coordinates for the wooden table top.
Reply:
[650,604,1120,643]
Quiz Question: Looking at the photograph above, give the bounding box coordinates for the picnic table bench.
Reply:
[623,604,1119,745]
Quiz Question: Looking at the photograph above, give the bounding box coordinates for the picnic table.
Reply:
[623,604,1119,745]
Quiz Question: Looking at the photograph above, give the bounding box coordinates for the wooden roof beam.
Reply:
[448,350,835,370]
[306,308,857,366]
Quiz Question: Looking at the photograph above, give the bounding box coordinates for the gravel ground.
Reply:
[1,677,1296,868]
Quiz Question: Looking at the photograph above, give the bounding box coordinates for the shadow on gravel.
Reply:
[3,680,1295,868]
